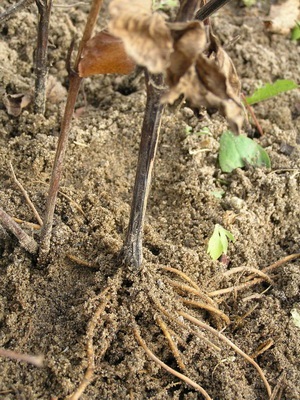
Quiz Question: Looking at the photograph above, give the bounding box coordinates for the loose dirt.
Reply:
[0,1,299,399]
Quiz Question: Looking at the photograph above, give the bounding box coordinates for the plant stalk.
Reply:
[120,72,164,270]
[39,0,104,263]
[34,0,52,114]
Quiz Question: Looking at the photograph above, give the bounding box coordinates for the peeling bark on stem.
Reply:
[121,72,164,270]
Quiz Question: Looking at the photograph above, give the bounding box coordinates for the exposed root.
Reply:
[66,291,110,400]
[180,298,230,325]
[133,323,213,400]
[209,253,300,297]
[223,266,273,285]
[155,315,186,371]
[179,310,272,398]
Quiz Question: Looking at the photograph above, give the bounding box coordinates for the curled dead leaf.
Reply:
[78,31,136,77]
[264,0,300,35]
[109,0,243,133]
[109,0,173,73]
[3,93,32,117]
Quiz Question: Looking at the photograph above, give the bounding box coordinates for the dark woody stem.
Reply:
[121,0,202,270]
[195,0,232,21]
[34,0,52,114]
[120,72,164,270]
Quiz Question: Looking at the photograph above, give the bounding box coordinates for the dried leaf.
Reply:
[109,0,243,132]
[264,0,300,35]
[3,93,32,116]
[166,21,207,85]
[109,0,173,73]
[78,31,136,77]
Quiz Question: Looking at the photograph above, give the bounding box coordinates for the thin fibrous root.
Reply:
[180,298,230,325]
[163,277,217,307]
[209,253,300,297]
[179,310,272,398]
[66,254,97,269]
[66,288,111,400]
[133,323,213,400]
[150,294,221,352]
[223,266,273,285]
[155,315,186,371]
[164,277,225,327]
[160,266,202,291]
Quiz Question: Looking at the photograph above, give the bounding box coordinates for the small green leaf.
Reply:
[246,79,298,105]
[291,22,300,41]
[207,224,235,261]
[219,131,271,173]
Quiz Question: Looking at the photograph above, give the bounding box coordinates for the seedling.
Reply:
[207,224,235,260]
[219,130,271,173]
[245,79,298,106]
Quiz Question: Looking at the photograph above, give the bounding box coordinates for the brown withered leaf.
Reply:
[109,0,243,133]
[166,21,207,86]
[264,0,300,35]
[78,31,136,77]
[109,0,173,73]
[3,93,32,117]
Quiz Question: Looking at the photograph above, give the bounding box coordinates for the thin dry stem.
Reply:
[0,348,43,367]
[39,0,104,262]
[133,324,213,400]
[34,0,53,114]
[9,162,43,226]
[0,206,38,254]
[179,310,272,398]
[156,315,186,371]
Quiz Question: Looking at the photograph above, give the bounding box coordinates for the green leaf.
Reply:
[242,0,257,6]
[291,22,300,41]
[207,224,235,261]
[219,131,271,173]
[246,79,298,105]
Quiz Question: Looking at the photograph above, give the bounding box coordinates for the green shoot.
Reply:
[219,130,271,173]
[207,224,235,261]
[245,79,298,105]
[185,125,211,136]
[291,22,300,41]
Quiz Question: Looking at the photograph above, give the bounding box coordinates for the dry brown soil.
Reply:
[0,1,299,399]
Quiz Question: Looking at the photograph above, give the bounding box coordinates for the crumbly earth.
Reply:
[0,1,299,399]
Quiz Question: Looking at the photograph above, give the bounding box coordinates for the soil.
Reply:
[0,1,299,399]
